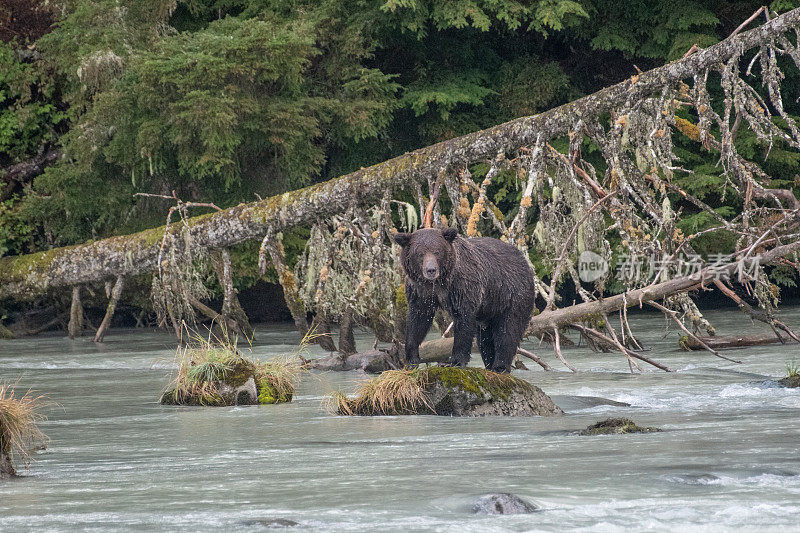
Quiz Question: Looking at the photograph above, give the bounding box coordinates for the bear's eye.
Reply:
[433,251,440,257]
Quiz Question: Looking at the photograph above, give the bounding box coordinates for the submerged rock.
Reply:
[334,367,563,417]
[240,518,300,528]
[666,473,720,485]
[579,417,661,435]
[549,395,631,411]
[778,374,800,388]
[473,493,539,515]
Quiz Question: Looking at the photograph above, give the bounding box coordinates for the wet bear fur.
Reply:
[393,228,536,373]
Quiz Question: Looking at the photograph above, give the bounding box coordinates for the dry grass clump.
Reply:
[162,334,246,405]
[327,368,434,415]
[161,329,306,405]
[0,383,49,473]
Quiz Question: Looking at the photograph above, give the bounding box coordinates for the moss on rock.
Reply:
[422,367,532,401]
[256,376,293,404]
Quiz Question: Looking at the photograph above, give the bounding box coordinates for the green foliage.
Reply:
[0,42,65,160]
[380,0,586,35]
[0,198,32,257]
[585,1,719,59]
[770,265,798,288]
[0,46,59,162]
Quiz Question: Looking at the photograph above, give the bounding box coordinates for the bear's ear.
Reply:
[393,232,412,248]
[442,228,458,243]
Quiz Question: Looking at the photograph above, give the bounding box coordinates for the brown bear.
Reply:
[393,228,536,373]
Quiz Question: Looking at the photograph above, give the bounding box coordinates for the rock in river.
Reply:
[473,493,539,515]
[332,367,563,417]
[240,518,300,528]
[579,417,661,435]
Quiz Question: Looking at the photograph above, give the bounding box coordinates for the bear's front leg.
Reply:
[448,315,477,367]
[403,285,435,367]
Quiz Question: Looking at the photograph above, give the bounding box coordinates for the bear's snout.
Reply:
[422,253,439,280]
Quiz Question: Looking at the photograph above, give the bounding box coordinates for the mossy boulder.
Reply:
[579,417,661,435]
[778,374,800,388]
[334,367,563,417]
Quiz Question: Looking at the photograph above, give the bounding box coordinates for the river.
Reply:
[1,307,799,532]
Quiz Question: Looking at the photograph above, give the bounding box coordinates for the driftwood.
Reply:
[0,445,14,478]
[680,333,785,350]
[94,275,124,343]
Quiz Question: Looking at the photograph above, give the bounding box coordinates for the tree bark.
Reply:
[0,440,15,479]
[2,8,798,301]
[262,237,309,338]
[310,314,337,352]
[68,285,83,339]
[186,294,241,336]
[338,311,357,356]
[94,276,124,343]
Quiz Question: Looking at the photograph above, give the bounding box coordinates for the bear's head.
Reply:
[393,228,458,283]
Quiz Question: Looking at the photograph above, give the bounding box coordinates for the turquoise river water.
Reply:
[1,307,799,532]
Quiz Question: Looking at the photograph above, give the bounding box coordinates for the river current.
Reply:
[1,307,799,532]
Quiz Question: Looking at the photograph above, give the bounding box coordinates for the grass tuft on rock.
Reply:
[778,361,800,388]
[161,332,302,406]
[328,366,536,416]
[0,383,49,477]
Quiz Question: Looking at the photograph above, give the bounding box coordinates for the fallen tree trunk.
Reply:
[2,8,798,301]
[680,333,784,350]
